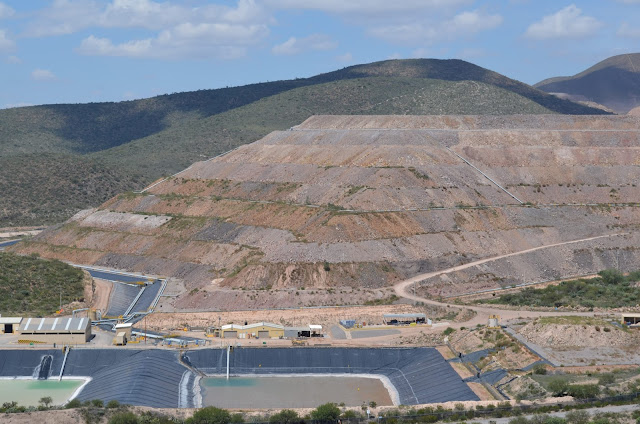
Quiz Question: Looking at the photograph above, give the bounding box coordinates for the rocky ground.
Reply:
[10,114,640,311]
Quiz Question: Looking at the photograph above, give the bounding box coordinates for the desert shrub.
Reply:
[548,378,569,396]
[188,406,231,424]
[533,364,547,375]
[567,384,600,399]
[311,403,341,422]
[269,409,300,424]
[565,410,590,424]
[108,411,140,424]
[106,400,121,409]
[598,373,615,385]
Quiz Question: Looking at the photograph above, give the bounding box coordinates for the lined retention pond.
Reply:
[0,379,85,407]
[201,376,394,409]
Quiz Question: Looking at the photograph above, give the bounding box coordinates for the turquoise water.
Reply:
[201,376,393,408]
[0,379,84,407]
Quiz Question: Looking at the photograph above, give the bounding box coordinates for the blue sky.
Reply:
[0,0,639,108]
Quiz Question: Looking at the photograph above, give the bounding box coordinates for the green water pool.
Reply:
[201,376,393,408]
[0,379,85,407]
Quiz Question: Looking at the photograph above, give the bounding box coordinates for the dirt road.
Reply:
[393,233,625,327]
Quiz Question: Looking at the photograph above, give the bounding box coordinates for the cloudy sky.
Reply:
[1,0,638,108]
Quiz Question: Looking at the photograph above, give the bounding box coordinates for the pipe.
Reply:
[226,345,230,380]
[123,286,146,317]
[59,346,70,381]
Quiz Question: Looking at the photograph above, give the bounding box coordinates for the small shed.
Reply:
[0,317,22,334]
[18,317,92,344]
[383,313,427,325]
[115,323,133,338]
[621,313,640,326]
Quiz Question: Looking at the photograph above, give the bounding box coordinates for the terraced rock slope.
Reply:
[12,115,640,310]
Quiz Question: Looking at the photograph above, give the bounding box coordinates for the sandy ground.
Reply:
[0,227,42,238]
[91,278,112,314]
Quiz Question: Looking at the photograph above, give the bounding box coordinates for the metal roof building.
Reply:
[221,322,284,339]
[18,317,92,344]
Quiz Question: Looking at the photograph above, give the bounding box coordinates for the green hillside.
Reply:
[535,53,640,113]
[94,77,553,178]
[0,58,609,227]
[0,252,85,316]
[0,154,144,226]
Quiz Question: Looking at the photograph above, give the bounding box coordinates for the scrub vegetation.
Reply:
[0,252,85,316]
[0,58,606,226]
[487,270,640,309]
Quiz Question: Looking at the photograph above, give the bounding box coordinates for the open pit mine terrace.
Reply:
[0,347,477,408]
[13,114,640,310]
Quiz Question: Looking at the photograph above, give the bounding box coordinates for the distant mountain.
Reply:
[535,53,640,113]
[0,59,609,226]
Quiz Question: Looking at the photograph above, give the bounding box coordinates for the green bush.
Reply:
[269,409,300,424]
[532,364,547,375]
[188,406,231,424]
[598,373,615,386]
[548,378,569,396]
[65,398,82,409]
[443,327,455,336]
[106,400,121,409]
[311,403,341,423]
[108,411,140,424]
[567,384,600,399]
[565,410,590,424]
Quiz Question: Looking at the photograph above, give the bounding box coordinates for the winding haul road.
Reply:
[393,233,626,327]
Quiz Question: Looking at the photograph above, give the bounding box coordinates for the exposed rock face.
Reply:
[630,106,640,116]
[13,115,640,310]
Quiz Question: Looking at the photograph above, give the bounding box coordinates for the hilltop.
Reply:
[12,114,640,311]
[535,53,640,113]
[0,59,608,227]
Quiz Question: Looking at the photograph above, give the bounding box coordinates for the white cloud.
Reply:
[370,9,502,44]
[6,54,20,63]
[617,22,640,38]
[78,19,268,60]
[266,0,471,15]
[335,52,353,63]
[272,34,337,56]
[31,69,56,81]
[525,5,602,40]
[26,0,271,60]
[0,2,14,19]
[25,0,270,36]
[0,29,13,51]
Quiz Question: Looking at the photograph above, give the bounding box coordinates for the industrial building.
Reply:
[221,322,284,339]
[0,317,22,334]
[18,317,92,344]
[383,313,428,325]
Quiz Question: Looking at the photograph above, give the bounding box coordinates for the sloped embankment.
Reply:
[12,115,640,310]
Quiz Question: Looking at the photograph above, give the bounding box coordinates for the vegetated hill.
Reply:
[0,154,145,226]
[13,114,640,311]
[0,251,85,316]
[535,53,640,113]
[93,77,554,179]
[0,59,605,158]
[0,59,609,227]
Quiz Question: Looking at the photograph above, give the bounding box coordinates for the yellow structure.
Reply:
[221,322,284,339]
